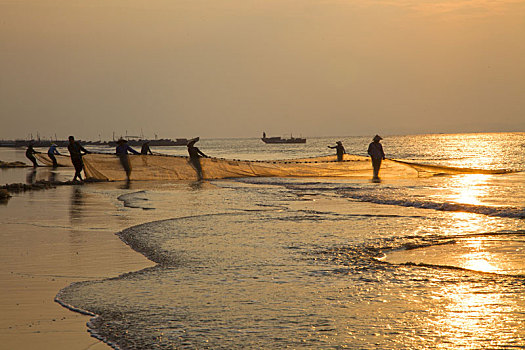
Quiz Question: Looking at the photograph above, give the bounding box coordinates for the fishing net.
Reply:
[35,153,509,181]
[35,153,75,167]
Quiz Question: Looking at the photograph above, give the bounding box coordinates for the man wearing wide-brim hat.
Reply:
[186,137,208,180]
[367,135,386,179]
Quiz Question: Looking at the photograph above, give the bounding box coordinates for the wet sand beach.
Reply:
[0,178,158,349]
[0,158,231,349]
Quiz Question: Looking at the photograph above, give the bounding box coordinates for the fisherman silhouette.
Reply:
[328,141,346,161]
[25,143,38,168]
[116,138,140,182]
[367,135,385,180]
[187,138,208,180]
[68,136,90,182]
[141,141,153,155]
[47,143,61,168]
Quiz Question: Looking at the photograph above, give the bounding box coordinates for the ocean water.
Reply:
[2,133,525,349]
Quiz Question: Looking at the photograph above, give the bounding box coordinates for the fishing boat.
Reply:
[261,132,306,144]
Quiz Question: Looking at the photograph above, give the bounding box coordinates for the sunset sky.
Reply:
[1,0,524,140]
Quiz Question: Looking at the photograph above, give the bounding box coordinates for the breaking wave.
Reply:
[340,192,525,219]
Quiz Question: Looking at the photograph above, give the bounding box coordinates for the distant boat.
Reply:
[261,132,306,144]
[0,138,194,148]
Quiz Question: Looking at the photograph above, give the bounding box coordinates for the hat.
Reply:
[117,138,127,144]
[51,143,57,147]
[186,137,199,146]
[373,135,382,141]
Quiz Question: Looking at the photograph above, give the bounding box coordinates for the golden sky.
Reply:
[1,0,524,139]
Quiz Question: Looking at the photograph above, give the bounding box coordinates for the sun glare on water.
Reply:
[462,256,498,273]
[449,174,489,206]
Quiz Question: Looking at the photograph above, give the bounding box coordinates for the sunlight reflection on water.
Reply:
[431,282,520,350]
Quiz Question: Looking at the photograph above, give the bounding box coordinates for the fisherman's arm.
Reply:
[129,146,140,155]
[79,144,91,154]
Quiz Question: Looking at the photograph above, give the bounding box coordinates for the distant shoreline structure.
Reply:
[0,138,192,148]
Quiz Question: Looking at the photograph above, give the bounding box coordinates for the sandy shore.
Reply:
[0,180,161,349]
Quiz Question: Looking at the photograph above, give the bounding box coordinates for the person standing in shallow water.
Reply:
[187,138,208,180]
[25,143,38,168]
[368,135,385,179]
[141,141,153,155]
[68,136,90,182]
[116,139,140,182]
[328,141,346,161]
[47,143,61,168]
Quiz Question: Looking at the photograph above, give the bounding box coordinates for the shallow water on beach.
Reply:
[1,133,524,349]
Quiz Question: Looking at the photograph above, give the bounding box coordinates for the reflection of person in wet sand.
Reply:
[187,138,208,180]
[328,141,346,161]
[116,139,140,182]
[26,168,37,184]
[367,135,385,180]
[69,186,84,222]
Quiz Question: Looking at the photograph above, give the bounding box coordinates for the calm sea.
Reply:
[2,133,524,349]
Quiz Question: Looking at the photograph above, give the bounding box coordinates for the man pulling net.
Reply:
[186,137,209,180]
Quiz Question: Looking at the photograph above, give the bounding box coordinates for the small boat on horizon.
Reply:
[261,132,306,144]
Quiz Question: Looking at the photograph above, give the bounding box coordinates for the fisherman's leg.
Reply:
[79,162,84,181]
[72,159,83,181]
[372,158,382,178]
[119,155,132,180]
[29,155,38,167]
[75,167,82,181]
[195,162,203,180]
[49,154,58,168]
[190,158,203,180]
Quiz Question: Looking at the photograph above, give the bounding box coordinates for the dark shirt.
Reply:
[367,141,385,159]
[329,144,346,159]
[116,144,140,155]
[187,146,207,159]
[26,146,36,157]
[48,145,60,155]
[68,141,89,159]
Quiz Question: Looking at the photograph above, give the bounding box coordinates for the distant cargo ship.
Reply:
[261,132,306,144]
